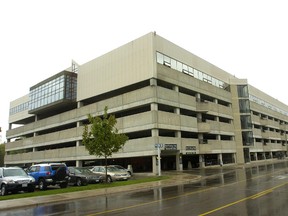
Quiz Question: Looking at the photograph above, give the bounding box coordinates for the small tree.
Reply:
[82,106,128,182]
[0,143,5,167]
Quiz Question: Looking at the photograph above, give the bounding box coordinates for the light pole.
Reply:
[155,144,163,176]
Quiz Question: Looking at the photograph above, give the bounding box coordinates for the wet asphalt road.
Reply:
[1,161,288,216]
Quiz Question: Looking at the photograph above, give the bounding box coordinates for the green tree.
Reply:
[0,143,5,166]
[82,106,128,182]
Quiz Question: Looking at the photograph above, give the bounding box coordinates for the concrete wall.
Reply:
[77,32,155,101]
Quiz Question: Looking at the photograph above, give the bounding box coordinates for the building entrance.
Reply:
[183,155,200,169]
[161,155,176,170]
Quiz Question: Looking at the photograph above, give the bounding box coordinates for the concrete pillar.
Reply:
[150,78,157,86]
[152,129,159,137]
[77,101,84,108]
[76,140,82,147]
[269,152,273,159]
[76,160,83,167]
[175,107,180,114]
[197,113,202,122]
[151,103,158,112]
[233,153,236,163]
[173,85,179,92]
[254,152,258,161]
[196,93,201,102]
[198,133,204,144]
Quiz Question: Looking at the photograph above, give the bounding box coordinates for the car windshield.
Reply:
[114,165,124,169]
[3,168,27,177]
[76,168,93,174]
[107,167,119,172]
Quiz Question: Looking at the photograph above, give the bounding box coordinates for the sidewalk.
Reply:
[0,172,201,211]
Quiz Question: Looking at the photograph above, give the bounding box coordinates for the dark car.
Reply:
[0,167,35,196]
[26,163,69,190]
[68,167,103,186]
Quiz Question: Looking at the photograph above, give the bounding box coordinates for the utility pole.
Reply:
[155,144,162,176]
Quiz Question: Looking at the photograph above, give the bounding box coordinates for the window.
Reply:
[241,115,252,129]
[155,52,230,92]
[156,52,163,64]
[239,99,250,113]
[238,85,249,97]
[242,131,253,146]
[176,61,182,71]
[164,55,171,67]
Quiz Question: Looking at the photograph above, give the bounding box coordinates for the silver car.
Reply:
[110,165,133,176]
[90,165,131,182]
[0,167,35,196]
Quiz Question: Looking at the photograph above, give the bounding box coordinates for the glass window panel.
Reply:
[198,71,203,80]
[194,69,199,79]
[164,55,170,64]
[240,115,252,129]
[212,77,216,86]
[237,85,249,97]
[176,61,183,72]
[207,75,212,82]
[188,67,193,76]
[171,59,177,69]
[203,73,207,80]
[60,91,64,99]
[219,81,224,88]
[239,99,250,113]
[156,53,163,64]
[216,79,220,87]
[242,131,253,146]
[183,64,188,72]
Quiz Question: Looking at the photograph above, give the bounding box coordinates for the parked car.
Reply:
[68,167,103,186]
[0,167,35,196]
[26,163,69,190]
[90,165,131,182]
[110,165,133,176]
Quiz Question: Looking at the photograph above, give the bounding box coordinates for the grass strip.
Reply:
[0,176,169,201]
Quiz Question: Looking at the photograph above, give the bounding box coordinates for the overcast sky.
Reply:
[1,0,288,142]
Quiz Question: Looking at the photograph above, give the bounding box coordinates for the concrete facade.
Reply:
[5,32,288,173]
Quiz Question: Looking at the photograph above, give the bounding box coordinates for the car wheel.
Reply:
[107,176,112,183]
[60,182,68,188]
[1,184,7,196]
[76,178,83,186]
[28,185,35,192]
[39,179,47,190]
